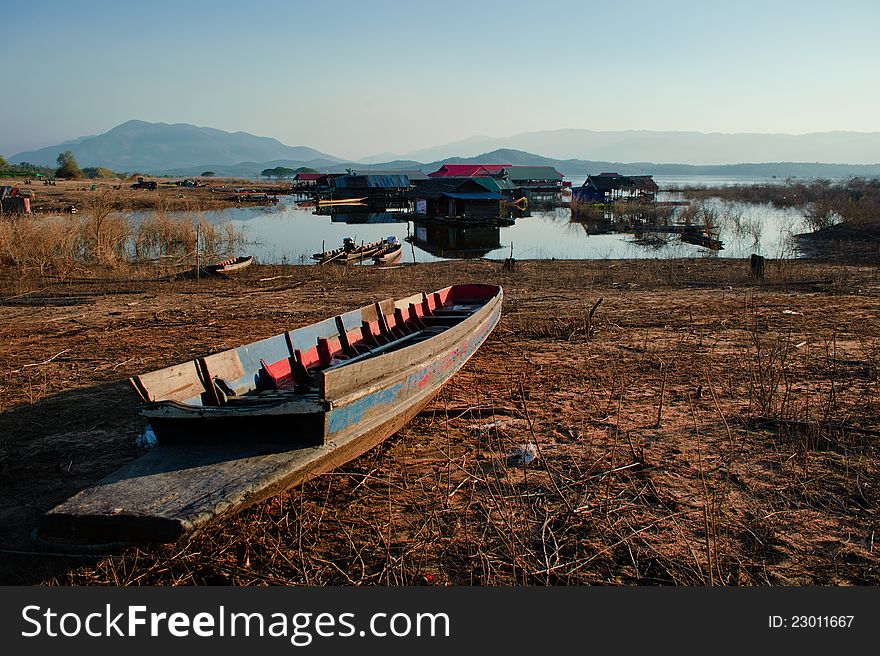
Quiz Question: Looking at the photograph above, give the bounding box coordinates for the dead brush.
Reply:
[0,214,85,275]
[523,298,603,340]
[133,212,247,263]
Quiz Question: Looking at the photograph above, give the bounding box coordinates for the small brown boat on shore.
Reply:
[204,255,254,275]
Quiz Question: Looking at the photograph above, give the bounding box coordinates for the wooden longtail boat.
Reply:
[204,255,254,275]
[372,236,402,265]
[312,237,385,264]
[36,284,502,549]
[316,197,367,207]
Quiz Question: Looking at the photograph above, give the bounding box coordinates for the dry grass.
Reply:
[0,191,247,277]
[679,177,880,233]
[0,259,878,585]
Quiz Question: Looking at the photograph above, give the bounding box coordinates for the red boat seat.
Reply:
[361,319,390,347]
[260,357,297,390]
[407,303,428,329]
[317,336,346,366]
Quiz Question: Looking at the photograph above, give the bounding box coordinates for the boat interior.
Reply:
[131,284,498,409]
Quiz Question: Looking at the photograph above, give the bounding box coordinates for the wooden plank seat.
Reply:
[248,293,469,398]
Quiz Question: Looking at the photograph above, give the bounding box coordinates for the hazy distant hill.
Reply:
[395,129,880,166]
[165,158,346,178]
[12,120,880,180]
[10,120,344,172]
[371,149,880,179]
[165,147,880,180]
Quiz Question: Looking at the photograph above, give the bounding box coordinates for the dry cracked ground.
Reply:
[0,258,878,585]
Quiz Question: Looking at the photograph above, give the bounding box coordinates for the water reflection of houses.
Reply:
[326,210,411,224]
[408,220,502,259]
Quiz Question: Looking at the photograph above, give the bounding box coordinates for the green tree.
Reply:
[0,154,8,169]
[55,150,84,179]
[261,168,276,179]
[201,171,215,177]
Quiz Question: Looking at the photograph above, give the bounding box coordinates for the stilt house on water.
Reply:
[411,178,504,220]
[292,172,330,190]
[425,163,565,203]
[499,166,565,203]
[328,173,411,205]
[572,173,659,203]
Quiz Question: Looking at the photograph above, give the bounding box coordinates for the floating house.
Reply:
[328,174,411,205]
[412,178,503,220]
[500,166,564,188]
[572,173,659,203]
[292,172,329,188]
[499,166,565,203]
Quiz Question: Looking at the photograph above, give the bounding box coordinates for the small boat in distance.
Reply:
[204,255,254,275]
[372,236,402,265]
[680,231,724,251]
[316,197,367,207]
[36,284,503,548]
[313,237,386,264]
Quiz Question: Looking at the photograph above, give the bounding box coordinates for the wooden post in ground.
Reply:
[196,223,201,281]
[749,253,765,281]
[503,241,515,271]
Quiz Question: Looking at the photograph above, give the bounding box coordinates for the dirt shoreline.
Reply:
[0,176,291,214]
[0,258,878,585]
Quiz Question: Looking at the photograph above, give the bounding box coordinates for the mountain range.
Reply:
[8,120,880,179]
[10,120,343,172]
[386,129,880,166]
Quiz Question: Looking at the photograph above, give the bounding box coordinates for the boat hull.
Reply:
[36,388,444,548]
[208,255,254,274]
[36,286,502,548]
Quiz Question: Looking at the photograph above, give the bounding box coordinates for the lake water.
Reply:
[181,190,808,264]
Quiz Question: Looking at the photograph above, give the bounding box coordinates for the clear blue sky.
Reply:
[2,0,879,160]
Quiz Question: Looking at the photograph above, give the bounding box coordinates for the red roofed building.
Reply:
[427,163,512,178]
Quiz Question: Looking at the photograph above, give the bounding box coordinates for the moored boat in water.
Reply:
[372,236,402,265]
[36,284,503,549]
[312,237,386,264]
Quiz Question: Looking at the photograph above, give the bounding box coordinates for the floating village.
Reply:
[277,164,718,263]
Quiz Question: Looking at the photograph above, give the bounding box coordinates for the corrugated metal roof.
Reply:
[331,174,410,189]
[583,174,657,192]
[501,166,563,182]
[427,164,512,178]
[354,169,428,181]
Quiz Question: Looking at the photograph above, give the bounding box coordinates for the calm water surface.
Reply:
[155,181,811,264]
